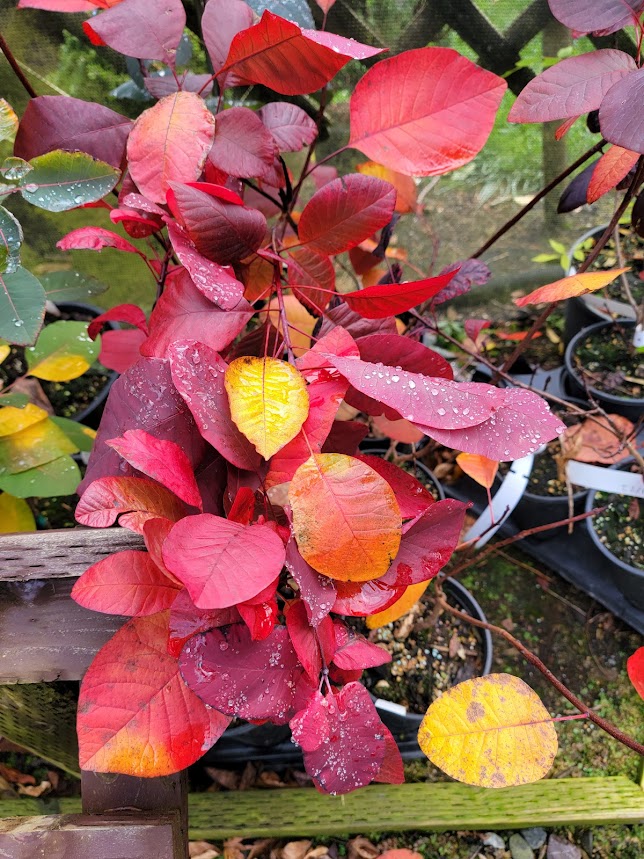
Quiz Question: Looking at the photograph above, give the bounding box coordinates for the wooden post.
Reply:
[542,17,570,229]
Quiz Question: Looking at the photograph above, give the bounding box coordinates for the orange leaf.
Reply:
[372,414,424,444]
[494,330,542,341]
[357,161,418,214]
[366,580,428,629]
[289,453,401,582]
[587,145,640,204]
[267,293,316,357]
[456,452,498,488]
[561,413,635,465]
[514,269,628,307]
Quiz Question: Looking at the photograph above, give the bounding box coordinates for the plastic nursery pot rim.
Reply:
[564,320,644,412]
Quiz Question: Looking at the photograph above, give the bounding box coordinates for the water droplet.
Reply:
[408,380,416,389]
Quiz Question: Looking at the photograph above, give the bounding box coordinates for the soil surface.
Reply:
[592,493,643,570]
[571,323,644,399]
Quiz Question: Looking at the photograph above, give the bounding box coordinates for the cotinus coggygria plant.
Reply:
[3,0,576,793]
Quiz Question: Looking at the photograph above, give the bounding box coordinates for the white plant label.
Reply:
[634,323,644,351]
[567,460,644,499]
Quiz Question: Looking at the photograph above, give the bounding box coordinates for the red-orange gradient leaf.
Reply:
[75,476,186,532]
[515,269,628,306]
[456,452,498,488]
[587,145,640,203]
[78,612,230,776]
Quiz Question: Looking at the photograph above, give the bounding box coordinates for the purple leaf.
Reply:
[168,340,262,471]
[321,420,368,455]
[14,96,132,169]
[548,0,644,36]
[208,107,276,179]
[180,624,316,723]
[318,303,398,340]
[84,0,186,66]
[201,0,255,75]
[258,101,318,152]
[508,50,636,123]
[162,513,286,608]
[290,683,386,794]
[284,537,336,627]
[417,388,567,460]
[168,588,240,658]
[434,259,491,305]
[79,357,205,494]
[557,159,599,212]
[599,67,644,154]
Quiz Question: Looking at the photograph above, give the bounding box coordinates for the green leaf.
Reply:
[20,150,120,212]
[51,416,96,452]
[548,240,566,254]
[26,320,100,382]
[0,100,19,145]
[41,270,108,302]
[0,416,78,476]
[1,157,32,183]
[0,205,23,274]
[531,253,558,263]
[0,265,46,346]
[0,393,30,409]
[0,455,81,498]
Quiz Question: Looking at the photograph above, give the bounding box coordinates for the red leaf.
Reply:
[418,388,567,460]
[587,145,640,202]
[355,454,435,519]
[258,102,318,152]
[78,613,230,775]
[627,646,644,700]
[169,182,266,265]
[332,621,390,670]
[14,96,131,169]
[166,222,246,310]
[464,319,490,342]
[106,429,203,509]
[343,270,457,319]
[142,269,253,359]
[238,590,279,641]
[375,727,404,784]
[599,67,644,154]
[208,107,276,180]
[548,0,644,35]
[508,50,636,123]
[142,516,175,576]
[56,227,144,257]
[378,499,468,588]
[168,588,240,658]
[83,0,186,65]
[284,538,336,628]
[162,514,286,608]
[226,486,256,525]
[72,550,181,616]
[110,207,162,238]
[555,115,580,139]
[321,420,368,454]
[287,247,336,315]
[168,340,261,471]
[286,599,335,682]
[168,181,244,208]
[201,0,255,76]
[79,357,205,494]
[76,476,186,532]
[343,333,453,420]
[290,683,386,793]
[179,623,316,723]
[297,174,396,256]
[332,577,405,617]
[88,304,148,340]
[220,11,382,96]
[99,328,147,374]
[349,47,506,176]
[127,92,215,204]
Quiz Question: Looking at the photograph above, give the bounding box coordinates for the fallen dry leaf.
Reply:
[223,837,247,859]
[17,780,51,798]
[379,852,423,859]
[0,764,36,786]
[190,842,220,859]
[282,841,312,859]
[206,766,241,791]
[305,848,330,859]
[347,837,379,859]
[248,839,278,859]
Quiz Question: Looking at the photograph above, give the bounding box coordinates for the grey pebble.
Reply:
[509,833,534,859]
[521,828,548,850]
[482,832,506,850]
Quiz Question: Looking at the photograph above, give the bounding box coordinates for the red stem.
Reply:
[0,33,37,99]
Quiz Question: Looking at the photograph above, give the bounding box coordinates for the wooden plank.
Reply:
[0,578,122,683]
[0,813,179,859]
[0,528,143,582]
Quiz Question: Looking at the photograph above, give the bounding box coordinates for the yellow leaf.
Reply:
[0,418,78,475]
[357,161,418,214]
[225,357,309,459]
[366,581,428,629]
[418,673,558,788]
[0,492,36,533]
[289,453,401,582]
[28,353,91,382]
[0,344,10,364]
[0,99,19,144]
[456,452,498,488]
[0,403,49,438]
[515,269,628,307]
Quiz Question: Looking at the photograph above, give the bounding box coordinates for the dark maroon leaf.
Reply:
[284,538,336,628]
[83,0,186,66]
[208,107,276,180]
[548,0,644,35]
[180,624,316,723]
[599,67,644,154]
[355,454,435,519]
[332,621,390,671]
[142,269,253,358]
[317,303,398,341]
[632,189,644,237]
[79,357,205,494]
[226,322,284,361]
[110,207,163,239]
[144,73,214,99]
[557,159,599,212]
[169,182,267,265]
[258,102,317,152]
[14,96,132,169]
[168,588,240,657]
[288,247,336,315]
[195,448,228,516]
[201,0,255,75]
[290,683,386,794]
[321,420,368,455]
[433,259,491,305]
[168,340,261,471]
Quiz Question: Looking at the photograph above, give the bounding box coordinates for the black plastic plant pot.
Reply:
[585,461,644,611]
[511,482,588,542]
[564,320,644,423]
[54,301,119,428]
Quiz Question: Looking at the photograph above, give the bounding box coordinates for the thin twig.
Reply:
[0,33,37,98]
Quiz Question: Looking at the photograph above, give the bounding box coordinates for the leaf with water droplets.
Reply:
[286,598,335,682]
[26,320,100,382]
[168,589,240,658]
[284,537,337,628]
[332,620,390,670]
[289,453,401,582]
[0,265,46,347]
[418,673,558,788]
[162,513,286,608]
[290,683,386,794]
[0,206,23,275]
[78,612,230,776]
[20,150,120,212]
[179,623,316,724]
